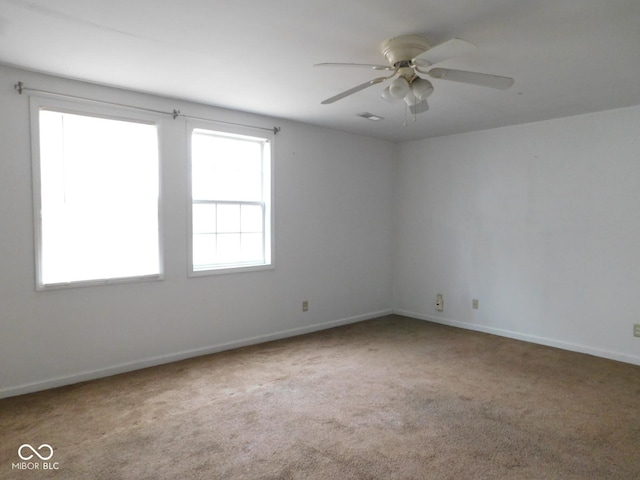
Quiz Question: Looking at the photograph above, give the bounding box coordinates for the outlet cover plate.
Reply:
[435,294,444,312]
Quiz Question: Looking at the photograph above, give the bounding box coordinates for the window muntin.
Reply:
[189,127,272,274]
[32,100,162,289]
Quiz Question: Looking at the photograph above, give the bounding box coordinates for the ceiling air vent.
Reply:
[357,112,384,121]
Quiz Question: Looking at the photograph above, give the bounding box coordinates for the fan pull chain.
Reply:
[403,99,419,126]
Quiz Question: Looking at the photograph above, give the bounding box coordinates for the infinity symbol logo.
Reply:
[18,444,54,461]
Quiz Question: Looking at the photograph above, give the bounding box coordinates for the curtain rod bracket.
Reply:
[172,109,181,119]
[15,81,24,94]
[273,126,281,135]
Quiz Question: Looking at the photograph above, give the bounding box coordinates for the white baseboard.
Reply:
[394,308,640,367]
[0,309,393,399]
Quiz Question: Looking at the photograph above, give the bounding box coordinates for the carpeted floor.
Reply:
[1,315,639,479]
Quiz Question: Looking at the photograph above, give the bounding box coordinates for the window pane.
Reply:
[216,203,240,233]
[193,204,217,234]
[241,204,263,233]
[193,234,217,268]
[241,233,264,263]
[216,233,241,264]
[192,133,263,202]
[38,109,160,286]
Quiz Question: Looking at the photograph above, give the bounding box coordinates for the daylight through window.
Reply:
[34,104,162,288]
[190,127,272,274]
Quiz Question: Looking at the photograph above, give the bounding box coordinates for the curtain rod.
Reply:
[14,81,281,135]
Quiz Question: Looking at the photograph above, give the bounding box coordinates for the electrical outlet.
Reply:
[634,324,640,337]
[472,299,479,309]
[302,301,309,312]
[435,294,444,312]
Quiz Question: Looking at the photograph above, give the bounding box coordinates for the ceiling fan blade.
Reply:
[321,76,389,104]
[412,38,476,66]
[427,67,514,89]
[315,62,393,71]
[409,99,430,115]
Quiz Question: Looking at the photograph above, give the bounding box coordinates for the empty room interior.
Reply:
[1,1,639,478]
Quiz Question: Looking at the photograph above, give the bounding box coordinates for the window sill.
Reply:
[36,274,164,291]
[188,263,274,278]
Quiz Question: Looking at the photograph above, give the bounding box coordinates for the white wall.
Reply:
[3,62,639,399]
[394,106,640,365]
[0,65,395,397]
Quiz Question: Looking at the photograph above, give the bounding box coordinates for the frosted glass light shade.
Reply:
[389,77,410,99]
[411,77,434,100]
[404,90,418,106]
[381,86,394,101]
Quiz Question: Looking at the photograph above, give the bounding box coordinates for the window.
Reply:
[31,97,162,289]
[189,125,272,275]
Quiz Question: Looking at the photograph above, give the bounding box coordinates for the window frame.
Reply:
[29,95,165,290]
[187,120,274,277]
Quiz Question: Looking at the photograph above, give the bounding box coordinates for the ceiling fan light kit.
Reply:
[389,77,410,99]
[404,90,418,106]
[380,87,394,102]
[411,77,434,100]
[316,34,514,118]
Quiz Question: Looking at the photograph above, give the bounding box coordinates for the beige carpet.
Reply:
[1,315,639,479]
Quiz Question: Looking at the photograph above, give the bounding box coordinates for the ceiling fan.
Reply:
[315,35,514,115]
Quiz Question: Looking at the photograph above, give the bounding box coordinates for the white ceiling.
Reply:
[1,0,639,142]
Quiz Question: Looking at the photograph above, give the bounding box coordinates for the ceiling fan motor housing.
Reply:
[381,35,431,66]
